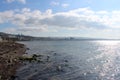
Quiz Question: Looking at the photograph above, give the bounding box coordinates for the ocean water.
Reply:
[16,40,120,80]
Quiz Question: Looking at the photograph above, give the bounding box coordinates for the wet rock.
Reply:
[46,56,50,62]
[26,48,30,50]
[33,54,38,58]
[53,53,57,55]
[37,60,43,63]
[64,60,68,62]
[19,56,35,62]
[50,51,55,52]
[56,65,62,71]
[64,64,69,67]
[34,69,38,72]
[19,54,43,63]
[10,75,17,80]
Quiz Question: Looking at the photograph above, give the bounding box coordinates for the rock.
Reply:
[19,54,43,62]
[64,64,69,67]
[46,56,50,62]
[64,60,68,62]
[26,48,30,50]
[19,55,35,62]
[34,69,37,72]
[56,65,62,71]
[53,53,57,55]
[10,75,17,80]
[33,54,38,58]
[50,51,54,52]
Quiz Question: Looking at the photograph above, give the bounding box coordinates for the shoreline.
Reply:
[0,42,26,80]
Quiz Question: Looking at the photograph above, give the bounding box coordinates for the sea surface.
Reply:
[16,40,120,80]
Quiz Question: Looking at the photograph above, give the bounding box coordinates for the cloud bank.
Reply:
[0,7,120,34]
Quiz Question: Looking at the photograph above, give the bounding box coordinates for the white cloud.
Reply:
[1,8,120,35]
[61,3,69,8]
[17,27,48,32]
[6,0,26,4]
[3,28,16,33]
[0,10,14,23]
[18,0,26,4]
[50,1,59,6]
[6,0,15,3]
[50,1,69,8]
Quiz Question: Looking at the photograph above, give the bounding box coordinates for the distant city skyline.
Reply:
[0,0,120,39]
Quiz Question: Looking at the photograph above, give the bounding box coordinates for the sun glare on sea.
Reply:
[96,40,120,46]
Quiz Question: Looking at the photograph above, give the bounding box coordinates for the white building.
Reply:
[8,35,16,38]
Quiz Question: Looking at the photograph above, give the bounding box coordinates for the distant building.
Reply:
[8,35,16,38]
[7,35,18,42]
[16,35,25,41]
[1,35,9,42]
[0,35,17,42]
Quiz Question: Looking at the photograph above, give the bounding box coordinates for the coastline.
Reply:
[0,42,26,80]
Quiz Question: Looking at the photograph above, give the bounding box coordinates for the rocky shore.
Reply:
[0,42,26,80]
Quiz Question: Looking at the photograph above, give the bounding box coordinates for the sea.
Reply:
[15,40,120,80]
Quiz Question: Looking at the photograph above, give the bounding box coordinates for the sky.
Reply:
[0,0,120,39]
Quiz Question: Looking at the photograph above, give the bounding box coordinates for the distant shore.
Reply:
[0,42,26,80]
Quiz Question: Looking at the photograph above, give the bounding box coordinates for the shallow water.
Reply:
[16,40,120,80]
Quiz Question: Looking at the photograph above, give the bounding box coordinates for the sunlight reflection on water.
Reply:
[90,40,120,80]
[96,40,120,45]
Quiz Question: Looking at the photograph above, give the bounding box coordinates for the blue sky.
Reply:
[0,0,120,39]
